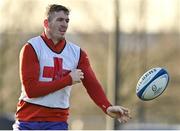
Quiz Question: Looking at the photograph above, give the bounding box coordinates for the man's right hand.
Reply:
[69,69,84,84]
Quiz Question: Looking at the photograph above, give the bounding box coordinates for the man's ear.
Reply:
[44,19,48,28]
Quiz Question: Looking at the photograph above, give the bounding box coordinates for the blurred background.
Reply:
[0,0,180,130]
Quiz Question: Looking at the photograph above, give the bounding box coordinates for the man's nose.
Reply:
[61,20,68,27]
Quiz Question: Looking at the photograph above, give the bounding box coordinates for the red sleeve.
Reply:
[77,49,111,113]
[20,43,72,98]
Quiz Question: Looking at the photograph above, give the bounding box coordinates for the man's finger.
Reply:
[118,118,122,123]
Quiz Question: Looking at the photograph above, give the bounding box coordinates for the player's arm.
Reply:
[77,49,111,113]
[20,43,81,98]
[78,49,131,123]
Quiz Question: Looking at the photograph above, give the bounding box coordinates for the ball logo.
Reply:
[152,85,162,96]
[152,85,157,92]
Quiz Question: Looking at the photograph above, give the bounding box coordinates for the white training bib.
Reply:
[19,36,80,108]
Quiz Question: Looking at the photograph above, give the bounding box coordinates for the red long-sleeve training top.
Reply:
[16,32,111,122]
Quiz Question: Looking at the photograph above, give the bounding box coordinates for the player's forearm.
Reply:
[81,66,111,113]
[78,49,111,113]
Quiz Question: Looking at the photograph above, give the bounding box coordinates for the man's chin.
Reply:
[56,34,65,40]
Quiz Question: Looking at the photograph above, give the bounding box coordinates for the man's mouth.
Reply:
[59,29,66,33]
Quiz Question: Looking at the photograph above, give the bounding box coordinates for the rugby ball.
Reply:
[136,67,169,101]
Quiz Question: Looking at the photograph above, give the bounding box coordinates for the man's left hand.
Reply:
[106,105,132,123]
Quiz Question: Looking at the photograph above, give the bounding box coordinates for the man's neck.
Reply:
[45,31,62,45]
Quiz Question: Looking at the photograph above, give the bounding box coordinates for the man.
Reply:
[13,4,131,130]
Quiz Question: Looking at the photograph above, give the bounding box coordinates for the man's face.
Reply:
[47,11,69,40]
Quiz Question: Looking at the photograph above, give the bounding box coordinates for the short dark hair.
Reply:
[46,4,70,21]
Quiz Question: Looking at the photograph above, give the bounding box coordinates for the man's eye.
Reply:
[66,19,69,23]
